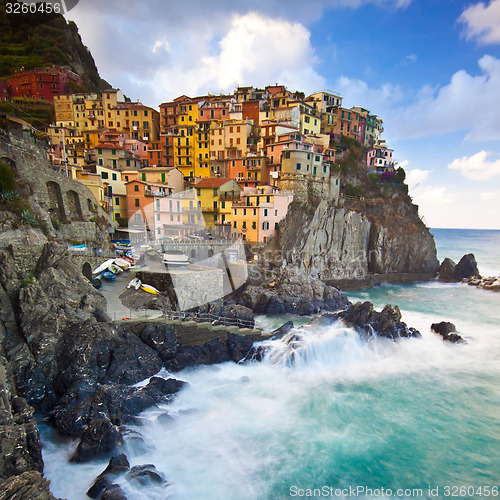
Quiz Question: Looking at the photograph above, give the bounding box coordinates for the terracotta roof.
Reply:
[195,178,231,188]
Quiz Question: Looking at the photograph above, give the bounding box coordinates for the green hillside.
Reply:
[0,0,109,91]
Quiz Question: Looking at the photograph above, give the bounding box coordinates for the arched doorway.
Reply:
[82,262,92,280]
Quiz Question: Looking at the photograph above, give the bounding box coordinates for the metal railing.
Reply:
[163,310,255,329]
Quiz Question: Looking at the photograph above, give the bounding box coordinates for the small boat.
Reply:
[93,259,115,275]
[163,251,189,266]
[108,264,122,274]
[129,265,150,273]
[102,270,116,281]
[140,284,160,295]
[114,258,131,270]
[127,278,141,290]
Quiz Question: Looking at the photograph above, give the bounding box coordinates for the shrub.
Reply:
[345,183,363,197]
[0,161,15,192]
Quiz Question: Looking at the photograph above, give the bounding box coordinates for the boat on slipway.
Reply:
[163,251,189,266]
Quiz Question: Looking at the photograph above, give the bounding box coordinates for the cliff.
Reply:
[0,0,109,91]
[278,149,439,285]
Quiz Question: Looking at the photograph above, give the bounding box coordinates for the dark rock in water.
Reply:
[134,323,178,362]
[157,412,175,424]
[438,258,457,282]
[438,254,480,282]
[103,454,130,475]
[101,483,128,500]
[431,322,466,343]
[455,254,480,280]
[325,301,421,339]
[87,475,112,499]
[227,333,254,362]
[235,267,350,315]
[70,417,123,463]
[125,464,167,486]
[431,322,456,336]
[270,321,295,339]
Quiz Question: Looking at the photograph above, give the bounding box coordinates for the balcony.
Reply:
[202,206,217,212]
[145,189,167,197]
[247,165,261,171]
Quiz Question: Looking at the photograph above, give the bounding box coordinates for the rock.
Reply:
[125,464,166,486]
[431,322,466,343]
[439,254,480,282]
[70,417,123,463]
[103,454,130,475]
[87,475,113,499]
[320,301,421,339]
[438,258,457,282]
[431,322,456,336]
[134,323,178,362]
[455,254,480,280]
[270,321,295,339]
[466,275,500,292]
[101,484,128,500]
[0,470,61,500]
[226,334,254,362]
[236,266,350,315]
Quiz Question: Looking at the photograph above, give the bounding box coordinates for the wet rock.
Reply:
[431,322,456,336]
[125,464,166,486]
[235,267,350,315]
[87,475,112,499]
[0,470,61,500]
[270,321,295,339]
[101,484,128,500]
[227,333,254,362]
[455,254,480,280]
[70,417,123,463]
[103,454,130,475]
[438,258,457,282]
[431,322,466,343]
[318,301,421,339]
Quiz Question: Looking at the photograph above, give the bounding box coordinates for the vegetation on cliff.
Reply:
[0,0,109,90]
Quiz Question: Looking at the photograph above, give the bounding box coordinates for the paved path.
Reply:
[98,270,162,321]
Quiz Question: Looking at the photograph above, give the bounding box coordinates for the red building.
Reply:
[7,67,82,101]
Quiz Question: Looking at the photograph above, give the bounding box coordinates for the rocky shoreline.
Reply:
[0,242,478,499]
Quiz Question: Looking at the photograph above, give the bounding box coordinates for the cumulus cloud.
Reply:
[459,0,500,45]
[153,12,326,102]
[416,187,456,205]
[405,168,431,189]
[448,150,500,180]
[65,0,411,104]
[387,55,500,141]
[479,191,499,200]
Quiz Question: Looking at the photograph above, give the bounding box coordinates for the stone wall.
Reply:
[279,174,340,204]
[0,131,112,239]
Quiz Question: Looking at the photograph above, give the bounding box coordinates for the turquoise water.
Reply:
[41,229,500,500]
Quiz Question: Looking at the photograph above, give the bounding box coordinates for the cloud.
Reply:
[334,76,404,111]
[479,191,499,200]
[153,12,326,102]
[65,0,411,104]
[416,187,456,205]
[459,0,500,45]
[405,168,431,188]
[448,150,500,180]
[387,55,500,141]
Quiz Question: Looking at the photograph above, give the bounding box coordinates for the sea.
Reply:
[40,228,500,500]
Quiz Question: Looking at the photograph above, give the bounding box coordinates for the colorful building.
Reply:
[7,67,82,101]
[194,178,241,227]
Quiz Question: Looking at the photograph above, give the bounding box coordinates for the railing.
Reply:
[163,310,255,329]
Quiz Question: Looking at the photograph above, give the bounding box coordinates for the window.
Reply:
[135,199,140,206]
[252,222,256,229]
[112,159,117,168]
[134,184,139,191]
[221,201,225,209]
[101,172,109,179]
[196,188,201,196]
[142,173,146,181]
[161,173,165,182]
[213,188,218,196]
[98,148,102,155]
[297,163,301,170]
[263,209,268,217]
[234,221,237,228]
[275,222,278,230]
[242,221,246,229]
[98,158,103,166]
[126,160,130,167]
[112,173,117,180]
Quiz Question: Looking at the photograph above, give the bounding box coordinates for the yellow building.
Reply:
[75,170,107,213]
[92,165,128,222]
[194,178,241,227]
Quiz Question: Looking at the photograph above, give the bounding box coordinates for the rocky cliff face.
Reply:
[279,192,439,281]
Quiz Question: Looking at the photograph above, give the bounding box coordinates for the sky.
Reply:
[64,0,500,229]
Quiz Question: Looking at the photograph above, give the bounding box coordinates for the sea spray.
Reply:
[41,306,500,499]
